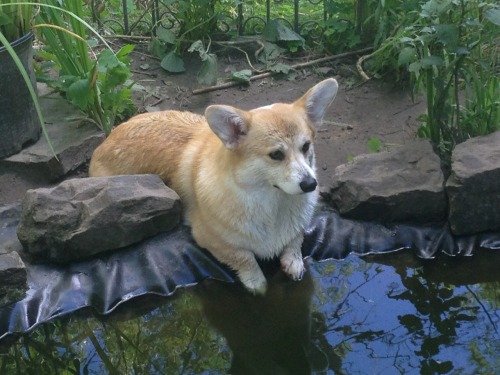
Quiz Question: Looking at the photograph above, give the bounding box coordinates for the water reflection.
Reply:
[1,251,500,374]
[196,265,327,374]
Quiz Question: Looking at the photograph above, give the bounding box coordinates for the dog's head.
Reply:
[205,78,338,195]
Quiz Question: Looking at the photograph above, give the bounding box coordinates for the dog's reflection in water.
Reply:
[196,261,327,375]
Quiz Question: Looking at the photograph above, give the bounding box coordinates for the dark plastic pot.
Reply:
[0,31,41,159]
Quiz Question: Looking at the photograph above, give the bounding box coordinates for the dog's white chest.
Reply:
[230,190,317,258]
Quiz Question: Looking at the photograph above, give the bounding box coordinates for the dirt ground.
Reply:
[0,47,427,204]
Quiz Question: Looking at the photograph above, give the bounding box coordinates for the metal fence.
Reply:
[92,0,332,38]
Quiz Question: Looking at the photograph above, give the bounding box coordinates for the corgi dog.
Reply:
[89,78,339,294]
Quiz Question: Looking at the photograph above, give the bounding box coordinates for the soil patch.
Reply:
[0,49,427,204]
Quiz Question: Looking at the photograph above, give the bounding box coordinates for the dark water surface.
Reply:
[1,249,499,374]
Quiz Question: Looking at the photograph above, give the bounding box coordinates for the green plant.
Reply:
[367,136,383,153]
[364,0,499,158]
[35,0,136,135]
[149,0,220,69]
[0,0,33,41]
[0,0,52,152]
[399,0,499,157]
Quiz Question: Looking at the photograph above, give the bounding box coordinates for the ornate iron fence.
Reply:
[91,0,332,39]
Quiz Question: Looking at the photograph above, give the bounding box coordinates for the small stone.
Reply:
[0,251,27,307]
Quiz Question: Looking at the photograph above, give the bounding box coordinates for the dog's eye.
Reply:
[269,150,285,161]
[302,142,311,153]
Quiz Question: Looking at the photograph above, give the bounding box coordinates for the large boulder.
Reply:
[327,140,446,224]
[17,175,182,262]
[446,131,500,235]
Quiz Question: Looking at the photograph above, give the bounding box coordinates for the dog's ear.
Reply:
[205,105,249,149]
[296,78,338,127]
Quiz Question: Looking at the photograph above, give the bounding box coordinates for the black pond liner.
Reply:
[1,206,500,341]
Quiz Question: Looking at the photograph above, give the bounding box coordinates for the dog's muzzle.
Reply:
[300,176,317,193]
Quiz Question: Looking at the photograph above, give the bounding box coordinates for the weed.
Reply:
[35,0,136,135]
[365,0,499,158]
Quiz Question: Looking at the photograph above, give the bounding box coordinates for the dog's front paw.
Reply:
[238,269,267,295]
[280,253,305,281]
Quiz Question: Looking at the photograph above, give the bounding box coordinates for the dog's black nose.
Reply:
[300,176,317,193]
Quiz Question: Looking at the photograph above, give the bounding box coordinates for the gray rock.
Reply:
[446,131,500,235]
[0,251,27,307]
[0,202,23,255]
[328,140,446,224]
[17,175,182,262]
[0,89,104,182]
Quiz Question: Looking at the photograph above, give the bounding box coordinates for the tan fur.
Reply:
[89,78,339,294]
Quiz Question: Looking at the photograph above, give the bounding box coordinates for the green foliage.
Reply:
[188,39,218,86]
[322,18,361,52]
[0,293,230,374]
[365,0,499,158]
[367,136,383,153]
[35,0,136,135]
[231,69,252,83]
[148,0,221,81]
[262,19,305,53]
[0,0,33,42]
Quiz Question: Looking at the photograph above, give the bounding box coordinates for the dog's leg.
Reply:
[280,234,305,281]
[217,249,268,295]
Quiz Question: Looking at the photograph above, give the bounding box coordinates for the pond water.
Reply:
[1,249,499,374]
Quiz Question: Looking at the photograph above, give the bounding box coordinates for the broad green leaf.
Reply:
[197,54,218,86]
[420,0,452,18]
[421,55,443,67]
[231,69,252,83]
[67,78,91,109]
[262,19,305,46]
[260,42,286,63]
[98,50,121,70]
[435,24,458,51]
[398,47,416,66]
[160,51,185,73]
[408,61,422,76]
[156,27,176,44]
[149,38,166,59]
[0,11,11,26]
[116,44,135,64]
[485,8,500,26]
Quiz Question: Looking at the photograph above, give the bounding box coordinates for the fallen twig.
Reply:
[356,53,372,81]
[192,47,373,95]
